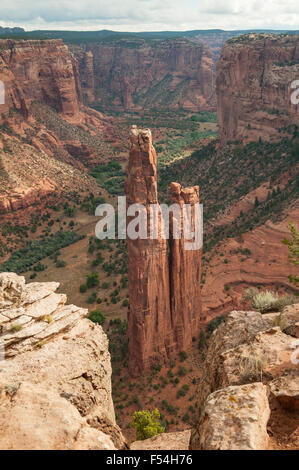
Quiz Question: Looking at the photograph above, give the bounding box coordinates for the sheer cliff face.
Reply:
[217,34,299,143]
[0,39,116,217]
[125,127,202,375]
[0,39,81,122]
[71,39,215,112]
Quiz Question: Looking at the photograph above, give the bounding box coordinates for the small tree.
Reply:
[87,309,106,325]
[130,409,164,441]
[179,351,188,362]
[282,222,299,286]
[86,272,99,288]
[199,330,206,350]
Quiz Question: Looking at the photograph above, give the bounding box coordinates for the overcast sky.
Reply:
[0,0,298,31]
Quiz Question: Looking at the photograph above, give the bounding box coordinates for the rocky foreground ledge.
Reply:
[190,305,299,450]
[0,272,126,450]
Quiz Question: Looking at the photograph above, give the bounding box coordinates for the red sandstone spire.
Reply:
[125,126,202,376]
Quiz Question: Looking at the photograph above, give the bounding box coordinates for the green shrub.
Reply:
[87,292,97,304]
[176,385,189,398]
[130,409,164,441]
[206,315,226,335]
[179,351,188,362]
[86,272,99,288]
[56,260,66,268]
[87,309,106,325]
[178,366,187,377]
[198,330,206,350]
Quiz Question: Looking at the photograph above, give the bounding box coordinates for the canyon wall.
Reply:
[217,33,299,143]
[125,127,202,375]
[0,38,118,217]
[71,38,215,112]
[0,39,81,122]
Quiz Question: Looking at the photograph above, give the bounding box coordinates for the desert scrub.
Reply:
[87,309,106,325]
[243,287,297,313]
[272,314,287,329]
[10,324,22,332]
[239,353,266,382]
[37,314,52,323]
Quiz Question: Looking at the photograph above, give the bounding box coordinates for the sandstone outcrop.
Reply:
[217,33,299,143]
[269,372,299,411]
[190,304,299,450]
[71,38,215,112]
[195,383,270,450]
[0,178,56,215]
[125,127,202,375]
[0,272,126,450]
[131,430,191,450]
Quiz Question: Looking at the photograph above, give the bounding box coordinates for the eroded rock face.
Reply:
[125,127,202,375]
[169,183,202,351]
[0,272,25,308]
[194,310,266,409]
[190,305,299,450]
[269,372,299,411]
[0,178,57,215]
[0,39,81,122]
[217,34,299,143]
[72,38,215,112]
[0,272,126,450]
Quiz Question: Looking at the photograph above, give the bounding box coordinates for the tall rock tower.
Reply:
[125,126,202,375]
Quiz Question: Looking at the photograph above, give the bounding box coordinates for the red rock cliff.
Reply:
[125,126,202,375]
[71,38,215,112]
[0,39,81,122]
[217,34,299,143]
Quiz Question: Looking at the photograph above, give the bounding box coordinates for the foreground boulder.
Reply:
[190,305,299,450]
[0,273,126,450]
[194,383,270,450]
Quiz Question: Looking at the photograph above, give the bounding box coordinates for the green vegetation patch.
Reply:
[1,230,83,273]
[90,161,125,195]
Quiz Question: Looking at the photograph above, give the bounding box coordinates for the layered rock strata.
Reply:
[0,272,126,450]
[71,38,215,112]
[217,33,299,143]
[0,39,81,122]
